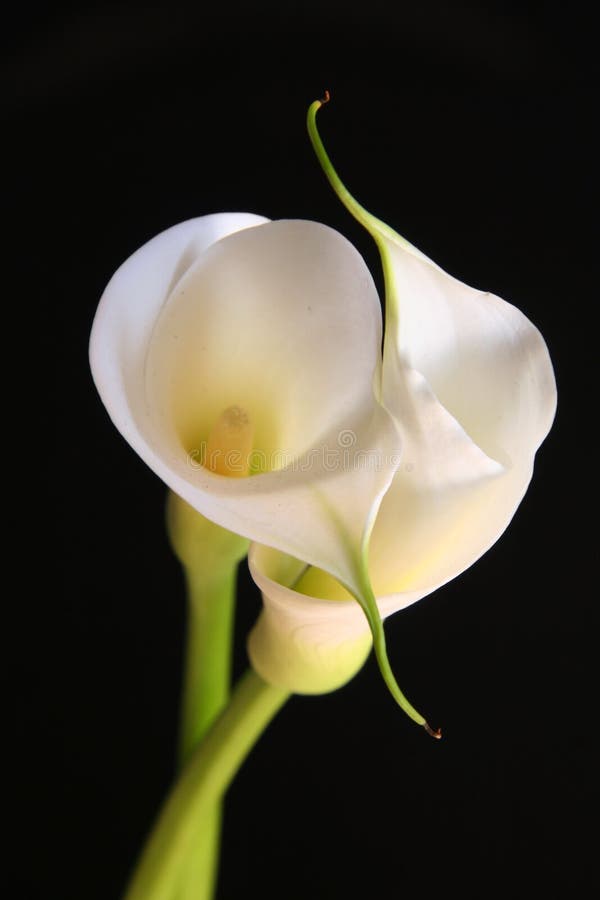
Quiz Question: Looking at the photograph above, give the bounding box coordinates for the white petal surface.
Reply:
[90,213,269,464]
[383,238,556,466]
[369,230,556,608]
[90,216,401,594]
[368,356,503,593]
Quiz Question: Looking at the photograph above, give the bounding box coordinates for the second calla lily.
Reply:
[246,99,556,712]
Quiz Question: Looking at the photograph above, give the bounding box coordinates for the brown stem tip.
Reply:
[424,722,442,740]
[321,89,331,105]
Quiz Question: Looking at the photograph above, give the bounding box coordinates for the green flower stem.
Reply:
[179,566,238,765]
[306,96,405,250]
[166,491,251,898]
[176,566,238,900]
[176,806,222,900]
[306,95,421,335]
[124,669,289,900]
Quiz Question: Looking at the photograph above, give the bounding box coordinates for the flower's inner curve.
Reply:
[294,564,354,602]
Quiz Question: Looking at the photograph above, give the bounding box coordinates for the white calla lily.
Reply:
[246,100,556,714]
[90,213,401,605]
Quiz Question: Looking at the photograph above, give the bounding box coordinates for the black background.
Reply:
[7,2,595,898]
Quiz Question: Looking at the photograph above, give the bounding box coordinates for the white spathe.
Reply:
[90,215,401,597]
[248,230,556,694]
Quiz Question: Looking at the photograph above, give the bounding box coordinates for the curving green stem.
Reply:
[351,565,440,738]
[308,96,441,740]
[306,95,423,339]
[124,669,289,900]
[306,96,414,251]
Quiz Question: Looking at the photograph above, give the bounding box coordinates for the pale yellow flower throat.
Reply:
[204,405,254,477]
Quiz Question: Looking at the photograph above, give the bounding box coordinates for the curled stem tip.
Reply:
[308,91,331,120]
[424,722,442,740]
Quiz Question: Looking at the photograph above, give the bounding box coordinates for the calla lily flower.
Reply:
[90,213,402,609]
[246,99,556,707]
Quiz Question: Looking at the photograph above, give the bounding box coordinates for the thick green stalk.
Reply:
[166,491,250,899]
[179,567,238,765]
[177,808,222,900]
[124,669,289,900]
[176,566,238,900]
